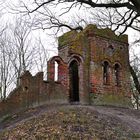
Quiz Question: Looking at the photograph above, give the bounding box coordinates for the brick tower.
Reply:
[47,24,132,107]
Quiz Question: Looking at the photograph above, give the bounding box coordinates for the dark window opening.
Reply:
[24,86,28,91]
[120,46,123,50]
[114,64,120,86]
[69,60,79,102]
[107,45,114,56]
[103,61,109,85]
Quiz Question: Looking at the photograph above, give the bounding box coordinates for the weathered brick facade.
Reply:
[51,24,132,106]
[0,25,132,118]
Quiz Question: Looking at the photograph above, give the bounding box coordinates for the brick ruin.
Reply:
[0,25,132,117]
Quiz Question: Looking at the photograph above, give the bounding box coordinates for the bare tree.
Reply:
[8,17,36,86]
[14,0,139,34]
[0,32,14,99]
[0,17,42,99]
[129,42,140,109]
[34,36,49,72]
[130,65,140,109]
[0,16,51,97]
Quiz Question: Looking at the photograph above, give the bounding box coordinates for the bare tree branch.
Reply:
[29,0,55,13]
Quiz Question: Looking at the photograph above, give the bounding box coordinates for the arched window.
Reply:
[54,61,59,81]
[114,64,121,86]
[103,61,109,85]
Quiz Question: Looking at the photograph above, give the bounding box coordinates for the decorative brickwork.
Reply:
[0,25,132,118]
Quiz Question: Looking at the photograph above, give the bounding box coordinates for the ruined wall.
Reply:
[0,71,68,118]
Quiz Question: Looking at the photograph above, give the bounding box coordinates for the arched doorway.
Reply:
[69,60,79,102]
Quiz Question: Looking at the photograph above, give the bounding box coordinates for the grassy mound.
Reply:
[0,105,139,140]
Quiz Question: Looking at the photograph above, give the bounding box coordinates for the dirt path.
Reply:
[91,106,140,133]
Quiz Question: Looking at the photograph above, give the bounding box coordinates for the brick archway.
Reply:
[47,56,68,86]
[68,54,84,103]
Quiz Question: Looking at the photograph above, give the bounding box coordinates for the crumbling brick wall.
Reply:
[0,71,68,117]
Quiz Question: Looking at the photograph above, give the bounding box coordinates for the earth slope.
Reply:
[0,104,140,140]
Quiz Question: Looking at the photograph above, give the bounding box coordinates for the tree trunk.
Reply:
[130,65,140,109]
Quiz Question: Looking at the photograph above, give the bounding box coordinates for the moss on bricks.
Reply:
[84,24,128,43]
[90,93,132,108]
[58,24,128,50]
[58,31,78,48]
